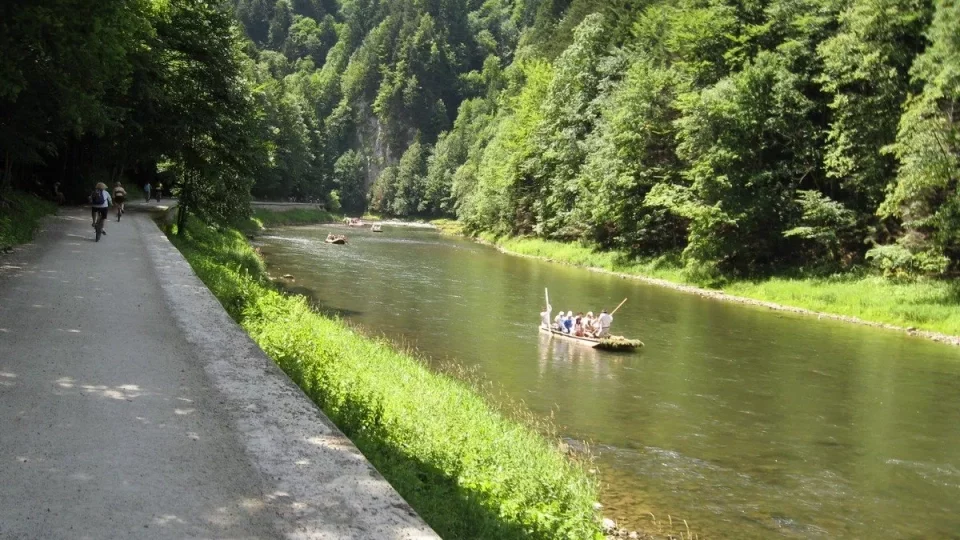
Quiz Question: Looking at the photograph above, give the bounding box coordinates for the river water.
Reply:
[257,224,960,539]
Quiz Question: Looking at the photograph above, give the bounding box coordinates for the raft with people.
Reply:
[538,326,643,351]
[539,292,643,352]
[325,233,347,244]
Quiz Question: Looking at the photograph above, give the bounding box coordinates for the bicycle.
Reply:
[115,196,125,221]
[93,206,107,242]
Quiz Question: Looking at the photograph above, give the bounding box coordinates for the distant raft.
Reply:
[539,326,643,351]
[325,234,347,244]
[371,224,383,232]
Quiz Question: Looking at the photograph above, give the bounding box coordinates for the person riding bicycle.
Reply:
[90,182,112,236]
[113,181,127,219]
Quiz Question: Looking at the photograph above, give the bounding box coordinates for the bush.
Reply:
[865,244,950,277]
[0,191,57,249]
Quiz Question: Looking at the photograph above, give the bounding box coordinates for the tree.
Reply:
[654,51,817,274]
[880,0,960,272]
[573,59,687,254]
[818,0,930,210]
[0,0,150,194]
[333,150,367,211]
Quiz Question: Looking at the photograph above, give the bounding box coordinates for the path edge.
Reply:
[136,215,440,540]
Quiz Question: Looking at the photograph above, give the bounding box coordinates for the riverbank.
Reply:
[479,235,960,345]
[252,206,338,227]
[0,191,57,250]
[166,219,603,540]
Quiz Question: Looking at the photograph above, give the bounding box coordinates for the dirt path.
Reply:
[0,206,437,539]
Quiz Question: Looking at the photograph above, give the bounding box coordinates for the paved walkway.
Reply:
[0,205,436,539]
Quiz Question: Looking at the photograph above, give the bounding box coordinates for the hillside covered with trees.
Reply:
[2,0,958,280]
[234,0,960,279]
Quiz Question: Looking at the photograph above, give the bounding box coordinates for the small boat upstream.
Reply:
[371,224,383,232]
[325,233,347,244]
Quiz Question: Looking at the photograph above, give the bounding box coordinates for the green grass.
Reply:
[253,207,339,227]
[724,275,960,335]
[167,219,603,540]
[0,191,57,249]
[485,235,960,337]
[431,218,465,236]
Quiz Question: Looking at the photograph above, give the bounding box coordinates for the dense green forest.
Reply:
[229,0,960,279]
[0,0,267,230]
[2,0,959,279]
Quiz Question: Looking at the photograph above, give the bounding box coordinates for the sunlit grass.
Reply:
[167,220,603,540]
[0,191,56,249]
[252,207,339,227]
[430,218,465,236]
[487,235,960,337]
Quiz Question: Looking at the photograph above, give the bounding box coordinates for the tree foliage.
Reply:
[7,0,960,278]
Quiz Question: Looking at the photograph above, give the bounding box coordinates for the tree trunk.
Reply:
[177,201,188,235]
[176,172,190,236]
[1,152,14,205]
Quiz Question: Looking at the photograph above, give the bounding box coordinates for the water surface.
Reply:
[258,225,960,538]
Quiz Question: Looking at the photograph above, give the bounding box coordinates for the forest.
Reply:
[1,0,959,279]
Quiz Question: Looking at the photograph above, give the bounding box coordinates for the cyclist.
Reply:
[113,181,127,220]
[89,182,112,236]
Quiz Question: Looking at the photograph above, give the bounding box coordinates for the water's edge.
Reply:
[251,210,960,347]
[477,238,960,348]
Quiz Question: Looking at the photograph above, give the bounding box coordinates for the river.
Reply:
[257,224,960,539]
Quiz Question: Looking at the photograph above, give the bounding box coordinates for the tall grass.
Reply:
[488,235,960,337]
[0,191,56,249]
[167,220,603,540]
[253,207,338,227]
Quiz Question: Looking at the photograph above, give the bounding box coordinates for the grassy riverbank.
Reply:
[167,220,602,540]
[252,207,338,227]
[486,235,960,338]
[0,191,57,250]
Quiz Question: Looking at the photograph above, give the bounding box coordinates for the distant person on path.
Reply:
[53,182,65,205]
[89,182,112,236]
[597,309,613,337]
[144,182,152,202]
[154,181,163,202]
[113,182,127,216]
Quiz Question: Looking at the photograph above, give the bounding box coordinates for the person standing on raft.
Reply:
[597,309,613,337]
[540,303,552,330]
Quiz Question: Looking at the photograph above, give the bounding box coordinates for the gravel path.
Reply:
[0,206,437,539]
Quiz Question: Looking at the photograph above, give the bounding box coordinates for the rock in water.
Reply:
[601,518,617,533]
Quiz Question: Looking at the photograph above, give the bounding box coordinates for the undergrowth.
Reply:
[167,219,603,540]
[0,191,57,249]
[253,207,338,227]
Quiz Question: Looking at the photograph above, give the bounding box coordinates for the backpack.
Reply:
[91,190,105,205]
